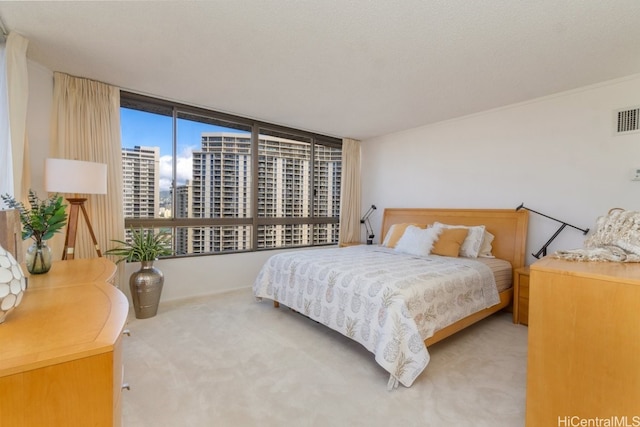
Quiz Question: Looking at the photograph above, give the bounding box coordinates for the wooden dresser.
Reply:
[526,257,640,426]
[0,258,128,427]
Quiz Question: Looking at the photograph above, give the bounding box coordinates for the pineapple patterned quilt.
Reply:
[253,245,500,389]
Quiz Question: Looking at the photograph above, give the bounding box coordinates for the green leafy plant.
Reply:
[105,227,172,264]
[1,190,68,246]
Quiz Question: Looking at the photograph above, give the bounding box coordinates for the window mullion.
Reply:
[251,123,259,251]
[171,107,178,221]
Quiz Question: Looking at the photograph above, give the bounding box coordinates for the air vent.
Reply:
[615,107,640,134]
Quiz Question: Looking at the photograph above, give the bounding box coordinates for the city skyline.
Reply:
[121,130,341,253]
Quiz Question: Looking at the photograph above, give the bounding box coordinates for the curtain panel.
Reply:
[0,41,10,201]
[338,138,361,245]
[50,72,125,286]
[6,32,29,201]
[0,32,29,205]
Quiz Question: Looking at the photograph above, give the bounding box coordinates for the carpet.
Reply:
[122,288,527,427]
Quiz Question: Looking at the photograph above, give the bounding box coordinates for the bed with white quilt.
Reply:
[253,208,528,389]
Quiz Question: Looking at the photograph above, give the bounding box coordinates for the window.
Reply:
[120,92,341,257]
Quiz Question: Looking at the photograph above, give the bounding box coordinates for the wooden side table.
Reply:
[513,266,530,325]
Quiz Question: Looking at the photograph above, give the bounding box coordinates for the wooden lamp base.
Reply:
[62,198,102,260]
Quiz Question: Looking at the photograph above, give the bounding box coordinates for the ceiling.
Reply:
[1,1,640,140]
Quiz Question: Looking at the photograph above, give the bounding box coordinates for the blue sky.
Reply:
[120,108,245,190]
[121,108,202,154]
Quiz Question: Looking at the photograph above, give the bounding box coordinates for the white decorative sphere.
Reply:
[0,244,26,324]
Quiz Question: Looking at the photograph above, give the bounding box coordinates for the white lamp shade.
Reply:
[45,158,108,195]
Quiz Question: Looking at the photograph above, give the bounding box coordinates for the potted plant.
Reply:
[1,190,67,274]
[106,227,172,319]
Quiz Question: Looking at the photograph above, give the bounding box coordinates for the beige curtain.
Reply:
[338,138,361,245]
[0,32,30,203]
[50,72,125,286]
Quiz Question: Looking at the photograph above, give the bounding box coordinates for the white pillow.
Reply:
[433,222,486,258]
[394,225,440,257]
[478,231,495,258]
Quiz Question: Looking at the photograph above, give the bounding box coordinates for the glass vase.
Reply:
[26,241,52,274]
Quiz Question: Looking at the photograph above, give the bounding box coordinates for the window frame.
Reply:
[120,91,341,257]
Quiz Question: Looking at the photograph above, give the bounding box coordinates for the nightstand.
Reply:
[513,266,530,325]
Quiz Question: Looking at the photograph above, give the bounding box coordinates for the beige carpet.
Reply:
[122,288,527,427]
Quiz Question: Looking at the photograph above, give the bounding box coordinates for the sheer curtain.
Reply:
[0,32,29,206]
[338,138,362,245]
[49,72,125,285]
[0,40,9,201]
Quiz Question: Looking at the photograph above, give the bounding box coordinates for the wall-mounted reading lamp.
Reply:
[360,204,377,245]
[516,203,589,259]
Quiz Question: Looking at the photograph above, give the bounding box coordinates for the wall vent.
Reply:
[615,107,640,134]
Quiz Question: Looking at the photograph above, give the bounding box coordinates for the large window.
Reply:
[120,92,341,257]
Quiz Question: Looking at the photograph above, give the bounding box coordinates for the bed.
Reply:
[253,208,529,388]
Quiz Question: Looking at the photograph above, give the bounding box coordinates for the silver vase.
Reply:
[130,260,164,319]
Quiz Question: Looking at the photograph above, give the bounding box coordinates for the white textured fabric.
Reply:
[394,225,440,257]
[253,245,501,388]
[554,209,640,262]
[434,222,486,258]
[338,138,361,246]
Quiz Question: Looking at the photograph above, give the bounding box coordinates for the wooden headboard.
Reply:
[381,208,529,269]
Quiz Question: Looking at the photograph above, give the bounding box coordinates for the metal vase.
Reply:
[130,260,164,319]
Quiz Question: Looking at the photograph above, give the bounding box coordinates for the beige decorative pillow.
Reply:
[382,223,425,248]
[431,228,469,257]
[433,222,486,258]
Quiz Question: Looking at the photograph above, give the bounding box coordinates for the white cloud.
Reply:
[158,146,195,191]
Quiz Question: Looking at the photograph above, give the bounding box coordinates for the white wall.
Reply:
[125,249,292,303]
[361,74,640,265]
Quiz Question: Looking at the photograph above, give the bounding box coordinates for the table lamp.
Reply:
[45,158,107,260]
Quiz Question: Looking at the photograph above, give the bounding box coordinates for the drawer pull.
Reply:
[122,383,130,391]
[123,329,131,336]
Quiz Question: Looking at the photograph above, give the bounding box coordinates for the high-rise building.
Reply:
[188,133,252,253]
[124,134,340,254]
[122,146,160,218]
[184,132,340,252]
[174,180,192,255]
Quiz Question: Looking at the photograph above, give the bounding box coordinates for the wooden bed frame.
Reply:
[379,208,529,346]
[272,207,529,349]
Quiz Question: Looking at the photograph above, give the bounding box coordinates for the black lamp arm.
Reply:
[516,203,590,259]
[516,203,589,235]
[360,204,377,244]
[360,204,377,223]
